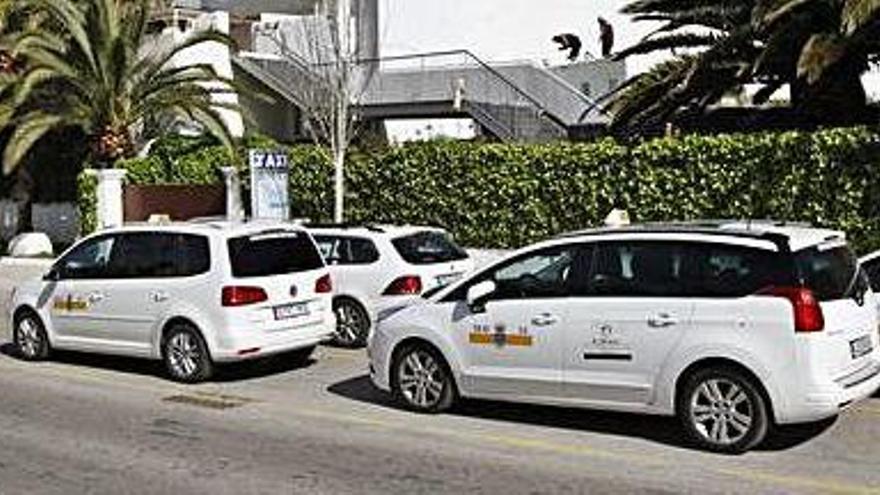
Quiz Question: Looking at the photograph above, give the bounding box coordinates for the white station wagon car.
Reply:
[309,225,473,347]
[9,222,335,382]
[368,222,880,453]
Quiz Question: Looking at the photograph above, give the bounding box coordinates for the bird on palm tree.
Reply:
[0,0,241,173]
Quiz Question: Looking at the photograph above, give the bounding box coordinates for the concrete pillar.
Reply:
[95,169,126,229]
[220,166,244,221]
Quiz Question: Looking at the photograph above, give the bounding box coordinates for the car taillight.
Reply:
[758,286,824,333]
[315,274,333,293]
[383,275,422,295]
[222,286,268,307]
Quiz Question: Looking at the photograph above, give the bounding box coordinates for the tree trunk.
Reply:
[791,60,868,126]
[333,146,345,223]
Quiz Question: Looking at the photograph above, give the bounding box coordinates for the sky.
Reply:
[378,0,664,77]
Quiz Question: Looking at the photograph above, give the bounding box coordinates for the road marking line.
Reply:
[717,467,880,495]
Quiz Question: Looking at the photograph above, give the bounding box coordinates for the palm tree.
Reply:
[611,0,880,130]
[0,0,240,173]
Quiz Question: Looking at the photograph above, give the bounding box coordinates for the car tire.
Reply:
[678,366,770,454]
[162,323,214,383]
[13,310,50,361]
[332,298,370,348]
[391,343,456,413]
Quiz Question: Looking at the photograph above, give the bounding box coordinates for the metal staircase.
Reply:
[234,49,604,142]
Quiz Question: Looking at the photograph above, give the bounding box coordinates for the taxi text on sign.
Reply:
[249,149,290,220]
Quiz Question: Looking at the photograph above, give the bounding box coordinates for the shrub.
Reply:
[77,127,880,253]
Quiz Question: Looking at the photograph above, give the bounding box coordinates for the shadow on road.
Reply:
[328,374,835,453]
[0,340,315,382]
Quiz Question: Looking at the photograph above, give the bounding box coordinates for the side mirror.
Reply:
[43,267,61,282]
[467,280,496,311]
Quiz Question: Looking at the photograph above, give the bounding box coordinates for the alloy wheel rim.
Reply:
[168,333,201,377]
[398,350,444,408]
[335,303,367,345]
[17,318,41,357]
[690,378,753,445]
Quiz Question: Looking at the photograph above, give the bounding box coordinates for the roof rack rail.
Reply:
[302,222,386,233]
[555,224,792,253]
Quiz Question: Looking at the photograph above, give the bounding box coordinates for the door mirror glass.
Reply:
[467,280,497,308]
[43,267,61,282]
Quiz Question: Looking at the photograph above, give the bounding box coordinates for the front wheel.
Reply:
[163,324,214,383]
[13,311,50,361]
[678,367,770,454]
[391,344,456,413]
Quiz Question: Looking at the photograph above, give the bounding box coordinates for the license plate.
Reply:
[850,335,873,359]
[274,303,309,321]
[435,272,463,287]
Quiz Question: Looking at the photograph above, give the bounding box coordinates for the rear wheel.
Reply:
[678,367,770,454]
[391,344,456,413]
[13,311,50,361]
[332,298,370,348]
[163,324,214,383]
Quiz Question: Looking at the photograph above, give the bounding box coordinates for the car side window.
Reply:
[591,241,692,297]
[57,236,117,280]
[174,234,211,277]
[346,238,380,264]
[693,244,781,297]
[863,258,880,292]
[480,245,582,301]
[314,236,340,264]
[107,233,178,278]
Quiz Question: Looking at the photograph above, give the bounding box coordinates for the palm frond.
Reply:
[842,0,880,35]
[615,33,718,59]
[2,111,64,173]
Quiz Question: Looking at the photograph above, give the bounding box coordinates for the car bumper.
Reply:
[777,359,880,424]
[367,326,393,392]
[212,320,335,362]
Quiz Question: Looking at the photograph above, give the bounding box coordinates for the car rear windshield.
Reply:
[391,231,468,265]
[795,244,867,302]
[227,230,324,278]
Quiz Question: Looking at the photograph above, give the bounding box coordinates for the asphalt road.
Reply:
[1,262,880,495]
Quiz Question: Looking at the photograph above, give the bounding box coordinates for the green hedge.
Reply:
[77,127,880,253]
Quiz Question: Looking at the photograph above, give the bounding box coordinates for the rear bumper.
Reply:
[777,359,880,424]
[211,320,335,362]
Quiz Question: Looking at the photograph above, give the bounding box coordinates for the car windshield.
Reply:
[795,244,868,302]
[228,230,324,278]
[392,231,468,265]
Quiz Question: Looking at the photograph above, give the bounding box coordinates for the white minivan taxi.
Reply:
[368,222,880,453]
[9,222,335,382]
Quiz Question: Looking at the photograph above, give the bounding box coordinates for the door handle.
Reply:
[531,313,558,327]
[647,313,678,328]
[150,291,169,303]
[87,292,105,303]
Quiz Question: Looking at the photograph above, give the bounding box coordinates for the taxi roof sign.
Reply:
[604,209,631,227]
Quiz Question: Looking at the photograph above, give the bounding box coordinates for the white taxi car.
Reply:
[368,222,880,453]
[308,225,473,348]
[9,222,335,382]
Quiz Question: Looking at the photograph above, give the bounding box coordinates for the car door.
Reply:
[338,236,384,298]
[49,234,120,345]
[451,244,584,399]
[563,240,695,405]
[95,232,182,352]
